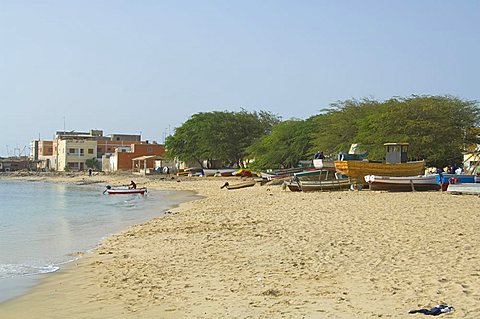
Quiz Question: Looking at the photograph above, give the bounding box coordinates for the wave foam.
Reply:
[0,263,59,279]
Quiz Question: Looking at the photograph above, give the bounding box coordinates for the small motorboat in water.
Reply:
[103,186,147,195]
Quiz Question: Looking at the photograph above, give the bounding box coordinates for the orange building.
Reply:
[106,143,165,171]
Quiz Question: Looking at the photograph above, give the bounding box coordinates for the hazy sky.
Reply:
[1,1,479,157]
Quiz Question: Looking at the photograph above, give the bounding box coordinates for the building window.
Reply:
[80,149,84,156]
[48,148,53,152]
[147,147,153,153]
[88,149,94,154]
[69,148,75,154]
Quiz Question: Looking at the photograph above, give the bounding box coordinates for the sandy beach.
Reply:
[0,172,479,318]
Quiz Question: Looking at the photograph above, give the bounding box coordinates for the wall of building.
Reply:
[38,141,54,157]
[0,159,31,171]
[110,134,141,142]
[57,139,98,171]
[114,143,165,171]
[96,140,135,158]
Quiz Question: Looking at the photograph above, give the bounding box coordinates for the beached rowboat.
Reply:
[447,183,480,195]
[284,179,351,192]
[225,180,256,190]
[364,175,439,191]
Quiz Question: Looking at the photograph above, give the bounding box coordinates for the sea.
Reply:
[0,179,195,304]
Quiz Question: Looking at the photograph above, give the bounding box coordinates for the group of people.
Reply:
[313,151,325,159]
[436,165,463,175]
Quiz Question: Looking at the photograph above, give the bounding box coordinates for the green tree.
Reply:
[85,158,97,169]
[165,110,280,167]
[309,98,382,157]
[310,95,479,167]
[246,119,314,170]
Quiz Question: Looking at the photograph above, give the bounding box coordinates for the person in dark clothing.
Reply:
[128,180,137,189]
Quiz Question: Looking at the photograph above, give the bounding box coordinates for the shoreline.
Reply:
[0,173,201,309]
[0,173,480,318]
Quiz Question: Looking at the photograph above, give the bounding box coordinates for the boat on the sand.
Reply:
[284,179,351,192]
[447,183,480,195]
[221,180,256,190]
[202,168,237,177]
[364,174,439,191]
[334,143,425,182]
[335,160,425,179]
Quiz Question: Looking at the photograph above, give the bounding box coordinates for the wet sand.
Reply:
[0,172,479,318]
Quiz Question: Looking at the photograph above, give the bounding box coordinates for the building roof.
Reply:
[132,155,163,161]
[383,143,409,146]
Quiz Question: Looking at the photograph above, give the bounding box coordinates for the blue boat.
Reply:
[436,174,480,185]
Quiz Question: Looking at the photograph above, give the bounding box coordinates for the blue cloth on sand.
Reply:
[409,304,454,316]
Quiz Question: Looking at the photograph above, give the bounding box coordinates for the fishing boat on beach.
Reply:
[260,167,304,180]
[365,174,439,191]
[447,183,480,195]
[284,179,351,192]
[103,186,148,195]
[202,168,237,177]
[334,143,425,182]
[221,180,256,190]
[436,173,480,185]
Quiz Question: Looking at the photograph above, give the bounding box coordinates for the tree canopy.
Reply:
[165,95,479,170]
[246,119,314,170]
[310,95,479,167]
[165,110,280,168]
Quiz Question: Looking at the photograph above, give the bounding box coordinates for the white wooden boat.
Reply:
[364,174,439,191]
[202,168,237,177]
[224,180,256,190]
[447,183,480,195]
[284,179,351,192]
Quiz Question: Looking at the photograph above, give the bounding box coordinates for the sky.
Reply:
[0,0,479,157]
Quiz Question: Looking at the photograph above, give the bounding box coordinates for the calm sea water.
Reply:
[0,180,194,303]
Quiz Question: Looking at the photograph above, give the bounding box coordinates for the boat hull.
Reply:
[334,160,425,180]
[365,175,439,192]
[436,174,480,184]
[203,168,236,177]
[106,188,147,195]
[284,179,350,192]
[447,183,480,195]
[293,169,336,181]
[226,180,256,190]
